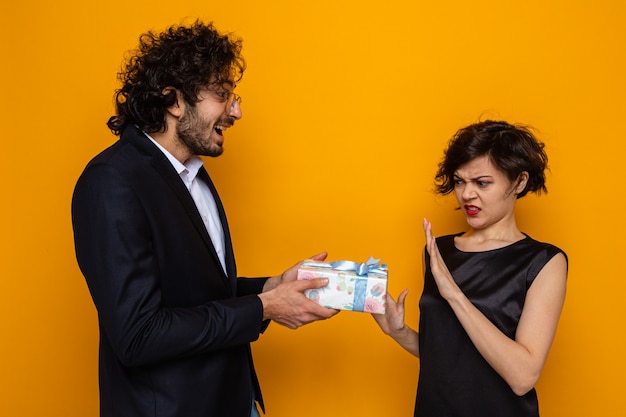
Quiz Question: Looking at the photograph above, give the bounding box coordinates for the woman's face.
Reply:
[453,155,527,231]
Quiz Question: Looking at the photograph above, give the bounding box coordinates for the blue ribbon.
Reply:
[303,256,387,277]
[329,257,386,311]
[332,256,387,277]
[353,278,367,312]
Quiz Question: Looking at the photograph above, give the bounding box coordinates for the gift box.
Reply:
[297,257,387,314]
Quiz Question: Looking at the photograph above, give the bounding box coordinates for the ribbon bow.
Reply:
[304,256,387,277]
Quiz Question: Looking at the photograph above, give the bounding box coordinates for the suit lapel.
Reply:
[198,167,237,282]
[123,126,233,285]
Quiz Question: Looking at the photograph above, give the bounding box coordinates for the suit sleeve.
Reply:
[236,278,268,296]
[72,163,265,367]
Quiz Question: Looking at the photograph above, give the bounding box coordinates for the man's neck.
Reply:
[150,131,192,164]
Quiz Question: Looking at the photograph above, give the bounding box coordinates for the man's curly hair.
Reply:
[107,20,246,135]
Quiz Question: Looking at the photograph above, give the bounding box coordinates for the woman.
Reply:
[375,120,567,417]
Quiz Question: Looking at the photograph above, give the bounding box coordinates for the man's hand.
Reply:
[258,275,338,329]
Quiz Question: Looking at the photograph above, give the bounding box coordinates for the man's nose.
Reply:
[228,100,242,120]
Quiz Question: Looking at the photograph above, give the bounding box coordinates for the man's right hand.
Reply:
[258,278,339,329]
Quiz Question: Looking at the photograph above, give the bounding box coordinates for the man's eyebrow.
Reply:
[208,80,235,89]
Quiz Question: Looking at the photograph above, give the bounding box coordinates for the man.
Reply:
[71,21,337,417]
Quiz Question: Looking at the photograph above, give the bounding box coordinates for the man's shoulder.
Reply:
[86,127,156,168]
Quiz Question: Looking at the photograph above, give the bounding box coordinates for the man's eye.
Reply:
[478,181,489,187]
[210,91,229,102]
[454,180,464,186]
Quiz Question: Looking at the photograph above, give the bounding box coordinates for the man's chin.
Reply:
[201,145,224,158]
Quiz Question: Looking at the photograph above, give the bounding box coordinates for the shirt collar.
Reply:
[142,131,204,180]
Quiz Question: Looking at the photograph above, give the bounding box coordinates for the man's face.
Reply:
[175,86,242,157]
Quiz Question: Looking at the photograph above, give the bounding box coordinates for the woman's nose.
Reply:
[462,184,477,200]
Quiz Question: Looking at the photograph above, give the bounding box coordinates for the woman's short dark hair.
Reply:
[434,120,549,198]
[107,20,246,135]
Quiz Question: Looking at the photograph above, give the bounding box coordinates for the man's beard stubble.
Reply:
[176,106,227,157]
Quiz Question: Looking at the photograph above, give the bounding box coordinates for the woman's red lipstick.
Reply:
[464,205,480,216]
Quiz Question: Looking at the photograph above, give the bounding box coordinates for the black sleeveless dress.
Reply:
[415,234,566,417]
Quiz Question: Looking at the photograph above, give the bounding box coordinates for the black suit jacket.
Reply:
[72,125,268,417]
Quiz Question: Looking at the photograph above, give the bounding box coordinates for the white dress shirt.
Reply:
[144,133,227,273]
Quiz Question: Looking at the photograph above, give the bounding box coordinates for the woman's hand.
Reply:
[423,218,461,301]
[372,289,419,357]
[373,289,409,336]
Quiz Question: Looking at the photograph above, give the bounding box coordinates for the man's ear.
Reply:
[163,87,184,118]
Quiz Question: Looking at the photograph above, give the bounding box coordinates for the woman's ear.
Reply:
[515,171,529,194]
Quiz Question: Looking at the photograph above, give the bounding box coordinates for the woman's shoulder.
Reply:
[520,234,568,261]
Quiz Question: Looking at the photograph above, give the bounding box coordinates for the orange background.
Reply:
[1,1,624,416]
